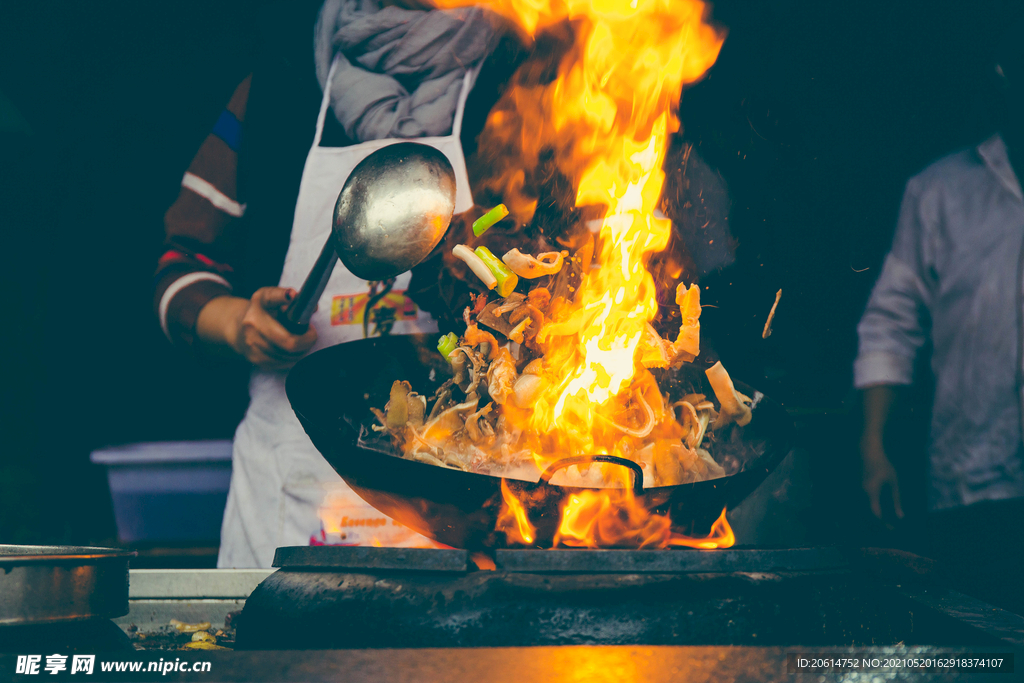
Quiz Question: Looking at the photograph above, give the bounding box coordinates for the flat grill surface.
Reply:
[272,546,847,573]
[237,546,1020,650]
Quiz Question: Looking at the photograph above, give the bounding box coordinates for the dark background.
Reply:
[0,0,1014,546]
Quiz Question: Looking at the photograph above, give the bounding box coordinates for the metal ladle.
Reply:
[280,142,457,334]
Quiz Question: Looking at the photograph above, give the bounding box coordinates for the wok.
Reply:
[286,334,794,549]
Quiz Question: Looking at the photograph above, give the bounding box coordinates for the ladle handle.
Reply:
[280,238,338,335]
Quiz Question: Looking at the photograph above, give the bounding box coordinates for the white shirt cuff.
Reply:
[159,272,232,342]
[853,351,915,388]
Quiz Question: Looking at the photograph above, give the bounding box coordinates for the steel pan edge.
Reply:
[0,545,134,626]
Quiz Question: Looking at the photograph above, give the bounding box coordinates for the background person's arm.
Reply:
[860,384,903,519]
[853,177,934,520]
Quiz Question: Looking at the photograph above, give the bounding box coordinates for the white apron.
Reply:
[218,58,477,568]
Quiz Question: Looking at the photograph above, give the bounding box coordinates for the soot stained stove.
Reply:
[235,546,1024,650]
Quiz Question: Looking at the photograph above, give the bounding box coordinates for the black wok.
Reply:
[286,334,794,549]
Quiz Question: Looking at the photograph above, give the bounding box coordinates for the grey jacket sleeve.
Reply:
[853,179,934,388]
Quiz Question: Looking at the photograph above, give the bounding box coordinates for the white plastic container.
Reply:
[90,441,232,543]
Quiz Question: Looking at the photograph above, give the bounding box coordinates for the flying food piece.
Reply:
[640,323,670,368]
[705,361,752,428]
[659,283,701,368]
[472,204,509,237]
[475,246,519,297]
[501,248,567,278]
[762,289,782,339]
[453,244,497,290]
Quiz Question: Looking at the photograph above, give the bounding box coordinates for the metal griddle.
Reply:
[235,545,1024,650]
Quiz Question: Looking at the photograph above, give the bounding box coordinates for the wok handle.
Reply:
[280,237,338,335]
[539,455,645,494]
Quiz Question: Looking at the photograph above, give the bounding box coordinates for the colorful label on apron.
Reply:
[331,290,418,329]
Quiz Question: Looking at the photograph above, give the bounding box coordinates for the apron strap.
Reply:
[450,65,481,139]
[313,55,342,148]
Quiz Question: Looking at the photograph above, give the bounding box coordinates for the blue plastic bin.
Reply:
[90,441,233,543]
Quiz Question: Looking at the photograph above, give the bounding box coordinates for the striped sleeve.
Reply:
[155,74,251,346]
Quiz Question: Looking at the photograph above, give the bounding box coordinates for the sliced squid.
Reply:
[501,248,567,278]
[705,361,752,428]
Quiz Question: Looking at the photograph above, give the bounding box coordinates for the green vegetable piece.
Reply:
[437,332,459,361]
[472,204,509,237]
[474,246,519,297]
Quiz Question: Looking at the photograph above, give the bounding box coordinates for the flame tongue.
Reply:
[440,0,723,451]
[431,0,728,548]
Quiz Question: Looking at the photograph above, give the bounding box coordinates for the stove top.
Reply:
[269,546,847,573]
[234,546,1024,650]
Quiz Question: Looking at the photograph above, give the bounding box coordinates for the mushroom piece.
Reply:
[476,294,526,337]
[369,407,389,432]
[385,381,412,428]
[493,293,527,316]
[422,394,480,443]
[465,403,495,442]
[406,392,426,427]
[501,248,567,278]
[427,380,454,421]
[449,346,485,394]
[449,350,470,390]
[486,348,518,405]
[411,451,451,468]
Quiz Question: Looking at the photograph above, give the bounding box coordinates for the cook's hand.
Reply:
[861,439,904,521]
[196,288,317,370]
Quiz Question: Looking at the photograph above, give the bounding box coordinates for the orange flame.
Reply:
[554,489,672,548]
[437,0,726,547]
[552,491,733,549]
[667,507,735,549]
[497,478,537,544]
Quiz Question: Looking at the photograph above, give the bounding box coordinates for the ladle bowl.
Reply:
[281,142,457,334]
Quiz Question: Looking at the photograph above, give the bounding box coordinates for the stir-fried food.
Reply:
[372,239,754,489]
